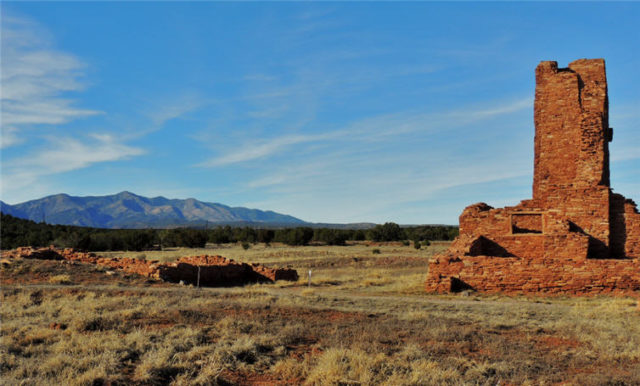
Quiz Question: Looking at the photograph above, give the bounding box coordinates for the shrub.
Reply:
[49,274,72,285]
[414,241,421,250]
[242,242,251,250]
[368,222,406,242]
[372,249,381,255]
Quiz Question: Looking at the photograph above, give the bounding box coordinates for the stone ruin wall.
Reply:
[2,246,299,286]
[425,59,640,296]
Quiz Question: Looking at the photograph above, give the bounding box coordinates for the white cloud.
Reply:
[0,126,21,149]
[146,93,208,127]
[198,132,342,167]
[462,97,533,120]
[0,13,101,143]
[1,134,144,201]
[611,146,640,162]
[15,134,144,174]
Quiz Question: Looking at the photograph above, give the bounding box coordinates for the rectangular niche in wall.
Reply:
[511,213,543,234]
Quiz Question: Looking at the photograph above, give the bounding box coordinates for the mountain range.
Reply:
[0,191,307,229]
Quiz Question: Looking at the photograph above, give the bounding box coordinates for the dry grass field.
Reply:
[2,242,639,385]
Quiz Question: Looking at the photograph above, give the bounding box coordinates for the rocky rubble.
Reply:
[2,246,298,286]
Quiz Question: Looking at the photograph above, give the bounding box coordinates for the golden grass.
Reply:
[97,241,450,264]
[48,274,72,285]
[2,242,639,384]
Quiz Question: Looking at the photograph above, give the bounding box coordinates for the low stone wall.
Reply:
[3,246,68,260]
[2,246,298,286]
[425,254,640,296]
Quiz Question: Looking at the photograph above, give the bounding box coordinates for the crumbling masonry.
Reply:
[2,246,299,286]
[425,59,640,295]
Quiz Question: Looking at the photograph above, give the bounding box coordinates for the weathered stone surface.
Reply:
[2,246,298,286]
[425,59,640,296]
[2,246,67,260]
[426,255,640,295]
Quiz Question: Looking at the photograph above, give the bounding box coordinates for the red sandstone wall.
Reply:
[459,204,508,236]
[624,201,640,258]
[425,254,640,296]
[511,213,543,233]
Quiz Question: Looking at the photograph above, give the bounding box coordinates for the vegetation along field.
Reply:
[2,240,639,385]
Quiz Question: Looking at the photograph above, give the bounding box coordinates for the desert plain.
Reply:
[2,241,639,385]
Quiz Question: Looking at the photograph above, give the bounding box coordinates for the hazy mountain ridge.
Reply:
[0,192,306,229]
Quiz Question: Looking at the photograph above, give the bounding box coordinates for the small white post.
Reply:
[308,269,312,287]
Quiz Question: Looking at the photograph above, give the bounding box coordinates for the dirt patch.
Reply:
[0,258,159,287]
[220,370,294,386]
[536,336,581,349]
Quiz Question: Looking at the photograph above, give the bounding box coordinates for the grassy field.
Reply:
[2,242,639,385]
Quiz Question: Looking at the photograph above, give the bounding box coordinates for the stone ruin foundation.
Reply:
[425,59,640,296]
[2,246,299,286]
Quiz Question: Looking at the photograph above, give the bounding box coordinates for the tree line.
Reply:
[0,214,458,251]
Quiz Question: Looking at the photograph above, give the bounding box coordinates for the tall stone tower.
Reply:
[533,59,612,257]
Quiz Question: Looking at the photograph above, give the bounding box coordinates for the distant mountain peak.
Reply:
[115,191,138,198]
[0,192,306,229]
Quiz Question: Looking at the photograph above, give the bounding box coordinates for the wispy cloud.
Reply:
[611,146,640,162]
[462,97,533,120]
[243,158,532,224]
[0,13,101,143]
[343,96,533,142]
[0,126,21,149]
[15,134,143,173]
[198,132,341,167]
[200,96,532,168]
[243,74,277,82]
[1,134,144,201]
[145,92,209,127]
[231,96,534,223]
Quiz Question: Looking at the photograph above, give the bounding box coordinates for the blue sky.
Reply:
[1,2,638,224]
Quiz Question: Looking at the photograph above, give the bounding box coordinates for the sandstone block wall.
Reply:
[425,59,640,296]
[425,255,640,296]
